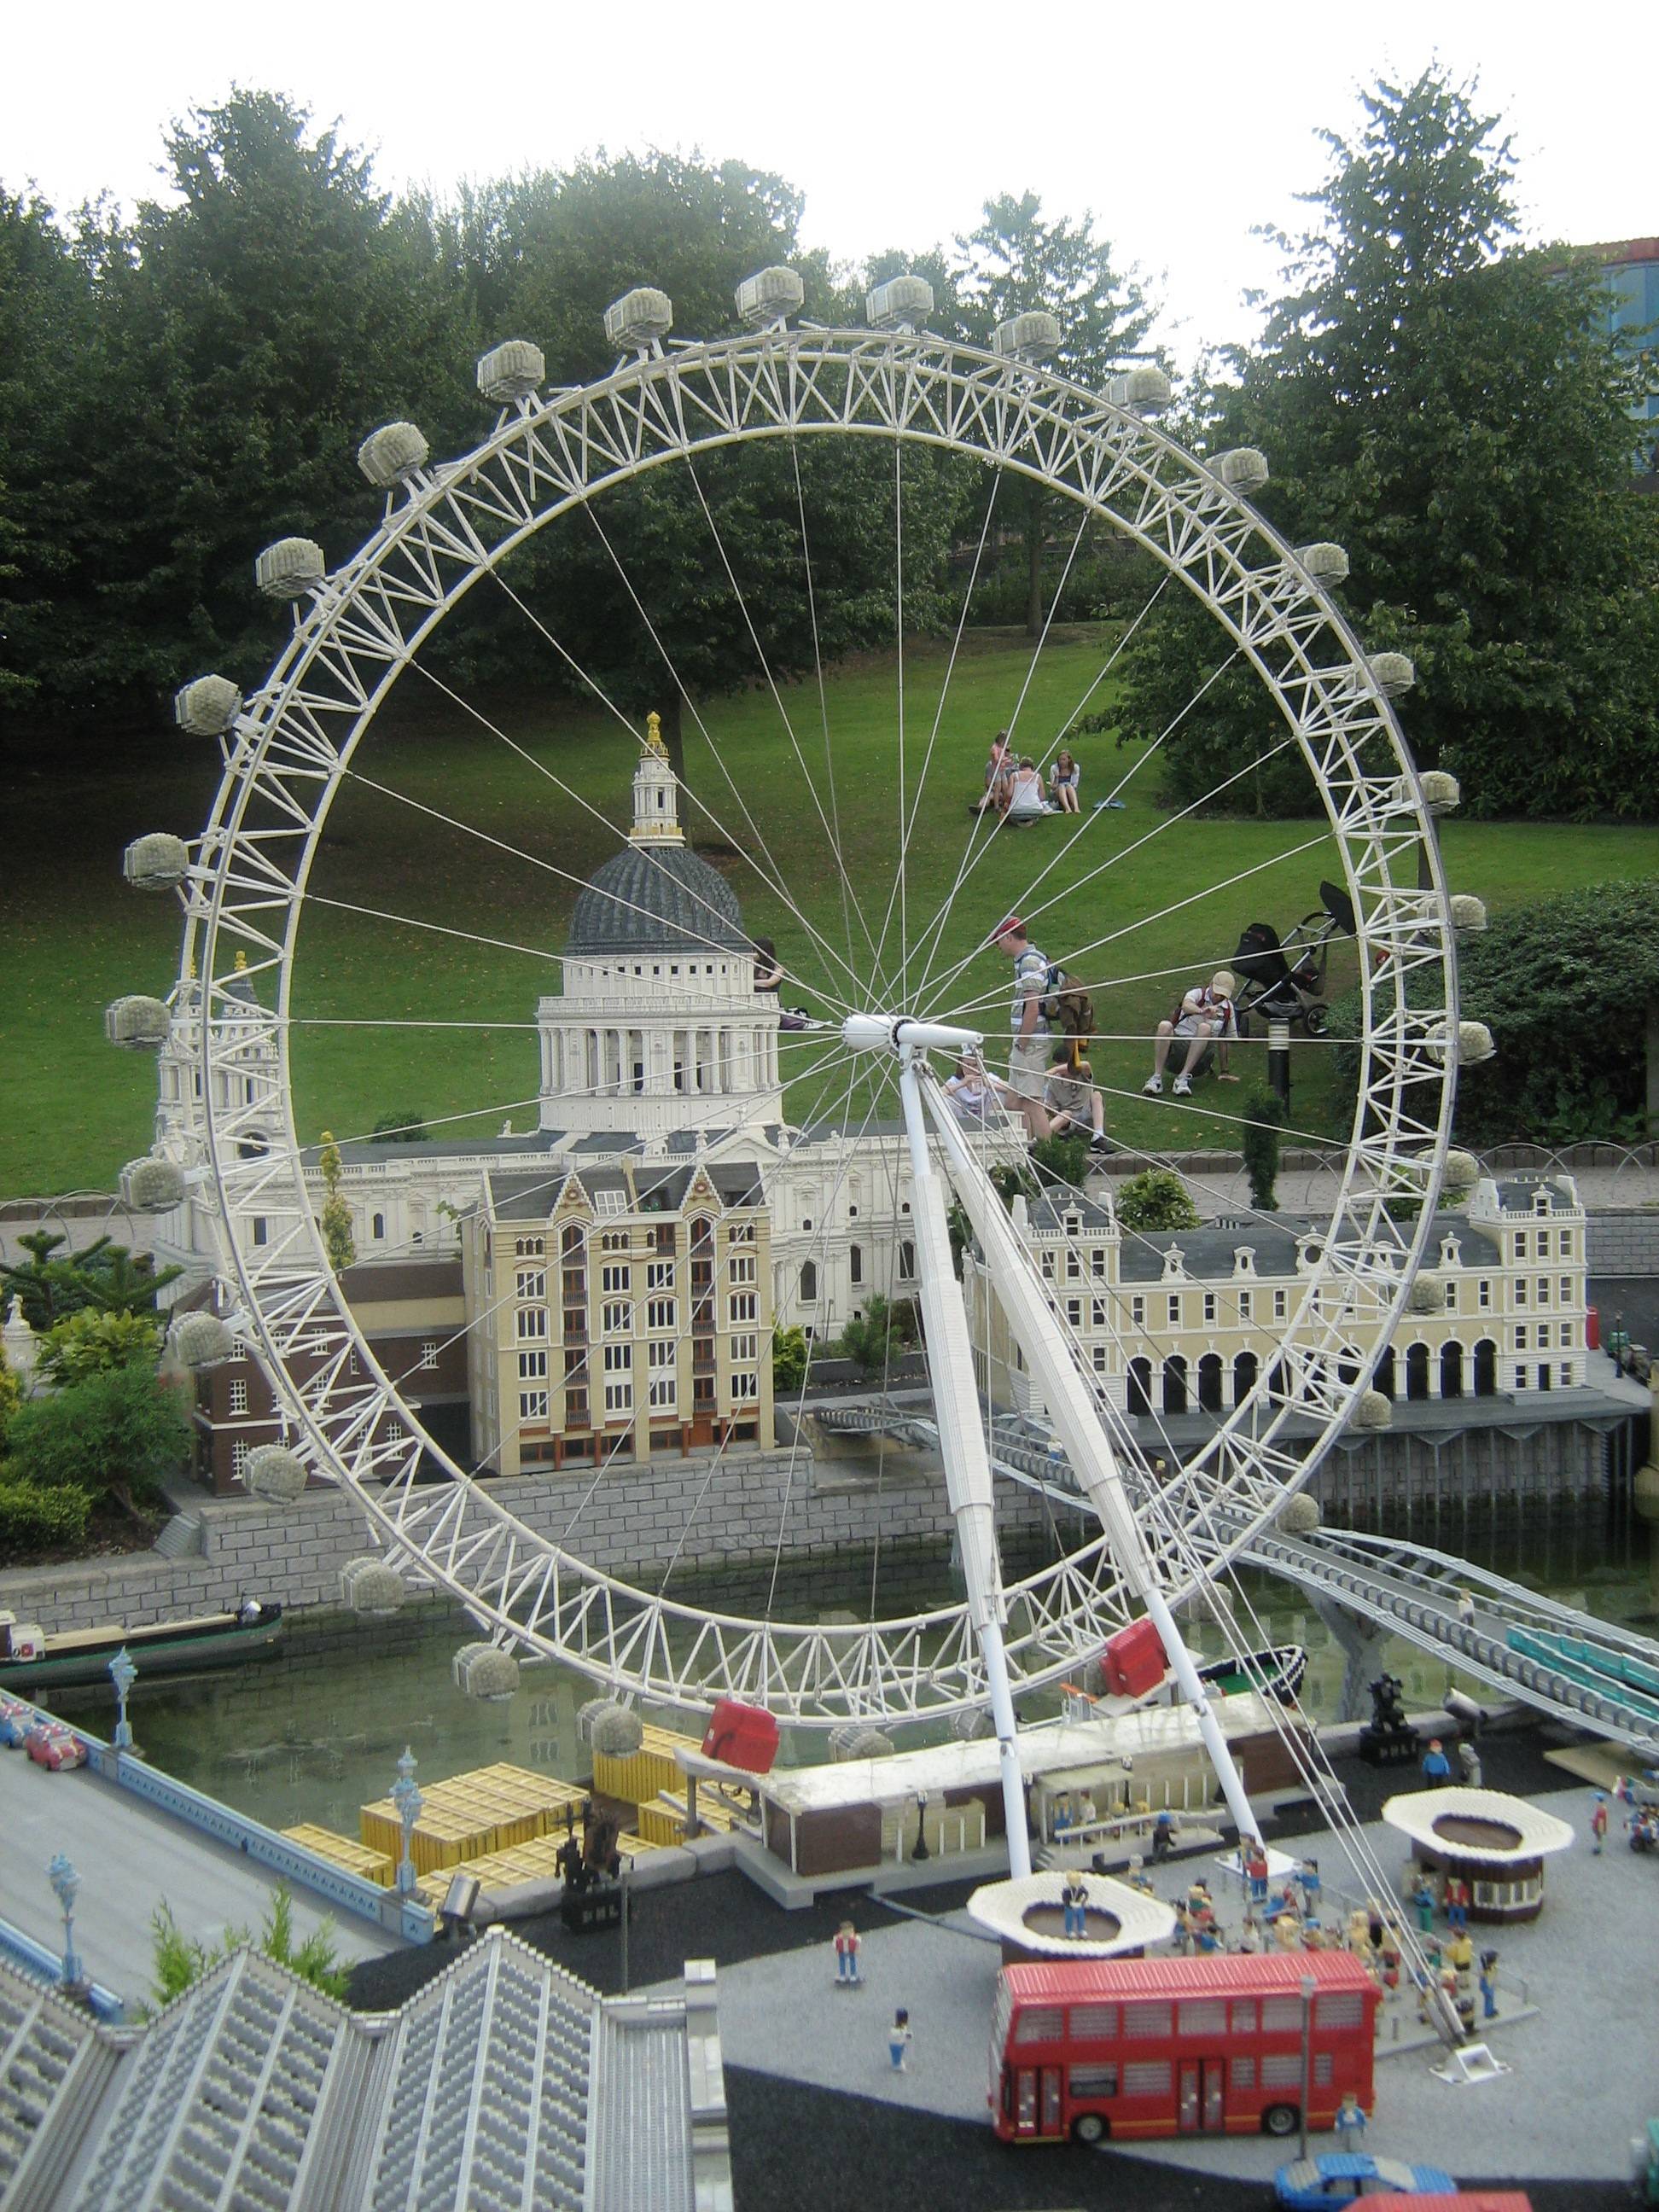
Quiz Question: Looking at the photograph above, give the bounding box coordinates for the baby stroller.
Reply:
[1231,879,1357,1039]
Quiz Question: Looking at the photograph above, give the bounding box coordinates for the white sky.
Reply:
[5,1,1650,364]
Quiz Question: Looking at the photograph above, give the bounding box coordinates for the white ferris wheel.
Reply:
[114,271,1464,1779]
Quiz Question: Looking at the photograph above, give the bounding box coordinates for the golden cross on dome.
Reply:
[643,710,668,758]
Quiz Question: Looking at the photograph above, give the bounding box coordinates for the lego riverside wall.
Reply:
[0,1391,1635,1638]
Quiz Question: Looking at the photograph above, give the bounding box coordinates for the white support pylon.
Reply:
[894,1043,1033,1878]
[922,1067,1266,1851]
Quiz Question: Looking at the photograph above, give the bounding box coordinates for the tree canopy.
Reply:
[1120,67,1659,821]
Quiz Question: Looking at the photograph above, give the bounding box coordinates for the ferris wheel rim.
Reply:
[171,322,1457,1723]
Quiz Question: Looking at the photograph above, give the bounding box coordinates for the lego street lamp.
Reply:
[391,1747,423,1897]
[108,1646,137,1753]
[48,1854,83,1992]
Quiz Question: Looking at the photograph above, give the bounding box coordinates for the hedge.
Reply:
[0,1476,94,1556]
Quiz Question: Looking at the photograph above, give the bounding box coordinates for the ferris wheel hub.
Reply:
[841,1012,984,1058]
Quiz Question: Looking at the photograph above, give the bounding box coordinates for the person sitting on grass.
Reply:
[943,1050,1016,1126]
[1143,969,1239,1097]
[973,731,1013,815]
[1004,755,1050,824]
[1044,1039,1110,1153]
[1049,748,1082,813]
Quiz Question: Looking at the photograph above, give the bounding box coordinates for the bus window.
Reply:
[1230,2000,1257,2032]
[1261,2053,1302,2090]
[1124,2002,1173,2039]
[1313,2053,1334,2087]
[1069,2064,1118,2098]
[1231,2056,1255,2090]
[1178,2000,1226,2036]
[1261,1996,1302,2032]
[1016,2071,1037,2129]
[1070,2005,1118,2038]
[1316,1992,1365,2029]
[1015,2006,1064,2045]
[1122,2061,1172,2098]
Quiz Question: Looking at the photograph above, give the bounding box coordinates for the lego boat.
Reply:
[0,1600,284,1689]
[1196,1644,1307,1704]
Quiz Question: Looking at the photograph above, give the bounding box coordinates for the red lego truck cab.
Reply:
[701,1698,780,1773]
[1101,1617,1167,1698]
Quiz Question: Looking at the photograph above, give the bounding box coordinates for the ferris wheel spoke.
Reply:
[867,462,1005,1010]
[673,450,889,994]
[892,501,1094,1010]
[573,498,877,1017]
[394,649,860,1019]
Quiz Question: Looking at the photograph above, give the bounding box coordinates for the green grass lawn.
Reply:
[3,625,1656,1196]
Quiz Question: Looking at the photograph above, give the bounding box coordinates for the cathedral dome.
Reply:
[566,844,748,958]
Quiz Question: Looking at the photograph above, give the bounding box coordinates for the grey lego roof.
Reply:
[1109,1210,1501,1284]
[485,1161,764,1223]
[1488,1174,1579,1213]
[323,1132,564,1167]
[567,845,748,958]
[5,1930,725,2212]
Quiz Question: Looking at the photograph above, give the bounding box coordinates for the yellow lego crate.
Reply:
[593,1724,699,1807]
[282,1825,394,1889]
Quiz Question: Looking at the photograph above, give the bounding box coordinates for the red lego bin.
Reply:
[1101,1618,1167,1698]
[701,1698,781,1774]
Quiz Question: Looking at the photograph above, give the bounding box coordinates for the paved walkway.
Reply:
[0,1749,399,2005]
[700,1780,1641,2186]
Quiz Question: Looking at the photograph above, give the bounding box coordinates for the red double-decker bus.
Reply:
[989,1951,1378,2145]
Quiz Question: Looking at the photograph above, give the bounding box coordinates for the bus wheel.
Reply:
[1262,2104,1299,2139]
[1072,2114,1108,2145]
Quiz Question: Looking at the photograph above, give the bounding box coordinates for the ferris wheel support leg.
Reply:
[922,1078,1265,1852]
[896,1053,1032,1880]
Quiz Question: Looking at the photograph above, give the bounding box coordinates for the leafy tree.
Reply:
[76,90,463,707]
[1123,67,1659,820]
[836,1295,916,1377]
[0,1342,21,1435]
[3,1363,189,1517]
[0,1231,182,1330]
[38,1308,161,1387]
[1240,1083,1288,1212]
[1115,1168,1200,1232]
[1327,876,1659,1144]
[370,1110,430,1144]
[952,193,1156,633]
[145,1884,347,2011]
[1029,1132,1088,1189]
[317,1132,356,1272]
[771,1324,808,1395]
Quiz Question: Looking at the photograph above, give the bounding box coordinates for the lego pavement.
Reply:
[348,1727,1652,2209]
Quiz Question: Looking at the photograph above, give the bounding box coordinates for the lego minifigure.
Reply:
[1297,1858,1322,1914]
[1062,1871,1090,1940]
[1077,1791,1097,1831]
[1123,1853,1155,1896]
[1239,1912,1263,1953]
[1334,2091,1368,2151]
[1408,1871,1436,1933]
[1052,1792,1073,1838]
[1458,1738,1483,1789]
[1479,1949,1499,2020]
[1446,1929,1475,1989]
[1421,1738,1452,1786]
[1444,1876,1470,1934]
[1458,1589,1477,1629]
[888,2007,912,2071]
[1591,1792,1609,1854]
[834,1920,862,1986]
[1244,1839,1270,1906]
[1151,1807,1175,1861]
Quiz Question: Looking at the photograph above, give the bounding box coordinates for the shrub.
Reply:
[0,1477,93,1554]
[1327,878,1659,1148]
[3,1365,189,1512]
[38,1308,161,1387]
[771,1325,808,1395]
[1115,1168,1200,1231]
[1239,1083,1287,1213]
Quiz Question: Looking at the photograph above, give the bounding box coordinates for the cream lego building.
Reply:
[965,1172,1589,1423]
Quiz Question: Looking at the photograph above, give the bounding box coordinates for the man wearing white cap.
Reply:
[1143,969,1240,1097]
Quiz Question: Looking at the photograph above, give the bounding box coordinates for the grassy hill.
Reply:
[3,626,1655,1196]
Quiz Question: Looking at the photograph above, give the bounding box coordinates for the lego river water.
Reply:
[32,1498,1651,1842]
